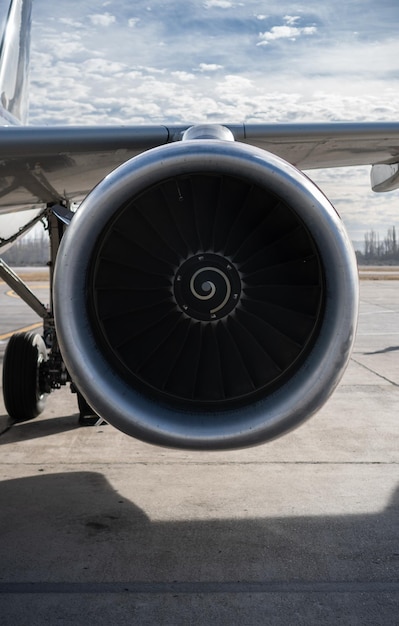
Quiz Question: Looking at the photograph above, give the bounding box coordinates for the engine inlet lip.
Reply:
[173,253,241,322]
[54,139,358,450]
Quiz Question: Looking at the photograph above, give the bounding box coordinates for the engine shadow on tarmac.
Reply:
[0,414,82,442]
[0,471,398,624]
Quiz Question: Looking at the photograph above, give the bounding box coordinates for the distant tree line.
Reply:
[1,227,49,266]
[356,226,399,264]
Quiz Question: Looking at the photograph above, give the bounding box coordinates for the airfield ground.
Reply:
[0,270,398,624]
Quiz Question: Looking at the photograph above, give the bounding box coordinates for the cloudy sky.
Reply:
[9,0,399,240]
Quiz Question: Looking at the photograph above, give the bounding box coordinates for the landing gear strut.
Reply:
[0,207,99,426]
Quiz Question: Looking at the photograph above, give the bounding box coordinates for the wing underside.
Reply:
[0,122,399,215]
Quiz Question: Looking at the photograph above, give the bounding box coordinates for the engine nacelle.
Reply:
[53,137,358,449]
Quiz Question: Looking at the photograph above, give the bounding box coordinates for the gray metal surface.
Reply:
[0,125,171,213]
[0,259,47,318]
[0,0,31,124]
[53,139,358,449]
[371,162,399,192]
[0,277,398,624]
[1,122,399,214]
[241,122,399,169]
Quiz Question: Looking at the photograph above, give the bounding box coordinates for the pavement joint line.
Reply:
[359,308,397,314]
[359,302,398,313]
[350,357,399,387]
[0,461,398,466]
[0,581,398,594]
[356,332,399,335]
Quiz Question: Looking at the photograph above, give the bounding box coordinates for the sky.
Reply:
[6,0,399,241]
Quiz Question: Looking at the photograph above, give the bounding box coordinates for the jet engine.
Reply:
[53,131,358,449]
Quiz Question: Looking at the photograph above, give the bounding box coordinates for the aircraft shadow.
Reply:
[0,471,398,624]
[363,345,399,355]
[0,414,79,443]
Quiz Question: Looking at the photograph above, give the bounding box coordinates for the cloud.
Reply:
[199,63,223,72]
[51,40,86,60]
[89,13,116,27]
[204,0,233,8]
[83,58,126,75]
[171,71,195,81]
[27,0,399,241]
[283,15,299,26]
[58,17,83,28]
[216,74,253,93]
[257,16,317,45]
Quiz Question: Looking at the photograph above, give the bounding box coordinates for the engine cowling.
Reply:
[53,136,358,450]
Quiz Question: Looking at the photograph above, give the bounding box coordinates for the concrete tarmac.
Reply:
[0,278,398,625]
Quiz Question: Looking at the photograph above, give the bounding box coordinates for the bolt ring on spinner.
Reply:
[53,139,358,450]
[174,253,241,321]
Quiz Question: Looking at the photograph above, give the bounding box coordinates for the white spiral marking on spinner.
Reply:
[189,266,232,314]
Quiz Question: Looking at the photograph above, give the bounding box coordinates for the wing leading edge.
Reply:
[1,121,399,214]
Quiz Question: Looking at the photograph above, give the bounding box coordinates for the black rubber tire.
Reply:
[2,332,48,422]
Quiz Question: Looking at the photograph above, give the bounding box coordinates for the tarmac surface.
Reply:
[0,273,398,624]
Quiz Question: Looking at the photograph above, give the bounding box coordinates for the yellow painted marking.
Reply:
[6,285,48,299]
[0,322,43,341]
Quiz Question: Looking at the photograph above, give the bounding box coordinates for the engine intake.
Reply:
[54,138,358,449]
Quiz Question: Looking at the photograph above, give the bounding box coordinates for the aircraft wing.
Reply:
[0,125,170,213]
[1,121,399,214]
[241,122,399,169]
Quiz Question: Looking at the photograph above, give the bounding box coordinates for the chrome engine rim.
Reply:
[54,140,358,449]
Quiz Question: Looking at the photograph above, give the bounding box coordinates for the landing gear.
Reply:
[2,331,49,422]
[77,391,103,426]
[0,212,105,429]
